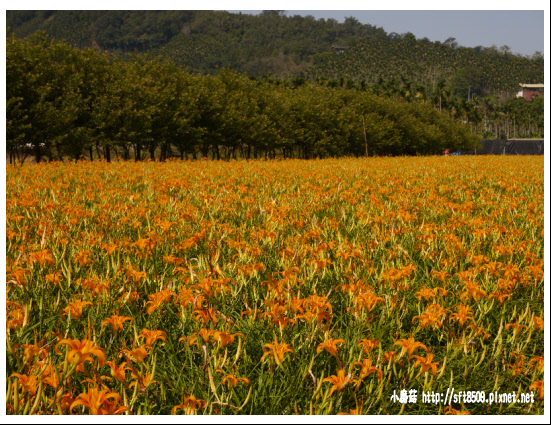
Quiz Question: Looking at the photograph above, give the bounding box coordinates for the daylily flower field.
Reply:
[5,156,544,414]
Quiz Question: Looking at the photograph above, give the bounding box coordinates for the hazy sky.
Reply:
[228,9,544,56]
[2,1,547,56]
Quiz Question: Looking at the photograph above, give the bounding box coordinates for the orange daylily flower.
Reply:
[212,331,244,347]
[129,371,158,390]
[353,292,385,313]
[172,395,207,415]
[58,392,75,413]
[383,351,398,365]
[45,271,61,284]
[61,300,93,319]
[358,339,379,356]
[529,356,544,372]
[415,286,449,302]
[195,328,214,343]
[10,373,40,395]
[70,387,122,415]
[101,242,118,255]
[101,315,132,332]
[98,399,131,415]
[260,339,294,366]
[411,353,439,375]
[138,329,167,347]
[104,361,130,383]
[28,249,55,267]
[55,338,106,372]
[41,365,61,389]
[412,303,447,329]
[449,303,474,327]
[145,288,175,314]
[317,338,345,358]
[193,308,220,325]
[394,337,428,358]
[506,323,527,337]
[323,369,352,396]
[529,380,544,399]
[445,406,471,415]
[121,345,149,363]
[16,343,48,364]
[74,250,94,267]
[531,316,544,331]
[216,370,250,388]
[354,358,383,381]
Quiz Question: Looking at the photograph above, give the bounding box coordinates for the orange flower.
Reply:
[74,250,94,267]
[145,288,175,314]
[16,343,48,364]
[101,315,132,332]
[358,339,379,356]
[121,345,149,363]
[98,399,131,415]
[444,406,470,415]
[531,316,544,331]
[217,371,250,388]
[323,369,352,396]
[412,303,447,329]
[7,304,26,330]
[354,358,383,381]
[61,300,92,319]
[529,381,544,400]
[193,308,220,325]
[45,271,61,284]
[172,395,207,415]
[506,323,527,337]
[55,338,106,372]
[449,303,474,327]
[105,361,130,383]
[70,387,122,415]
[411,353,439,375]
[28,249,55,267]
[394,337,427,358]
[383,351,398,365]
[317,338,345,358]
[529,356,544,372]
[58,392,75,413]
[353,292,385,313]
[129,371,158,390]
[260,339,294,366]
[195,328,214,343]
[10,373,39,395]
[101,242,118,255]
[138,329,167,347]
[212,331,244,347]
[415,286,449,302]
[41,365,61,389]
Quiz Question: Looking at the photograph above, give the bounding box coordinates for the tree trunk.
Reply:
[35,144,42,164]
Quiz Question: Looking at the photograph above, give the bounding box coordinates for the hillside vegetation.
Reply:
[7,10,543,96]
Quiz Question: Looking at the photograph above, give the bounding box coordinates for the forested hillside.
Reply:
[7,10,544,97]
[7,33,481,163]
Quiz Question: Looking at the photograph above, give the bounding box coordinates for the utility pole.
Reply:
[362,116,368,157]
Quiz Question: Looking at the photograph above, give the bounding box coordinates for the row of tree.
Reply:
[7,33,481,164]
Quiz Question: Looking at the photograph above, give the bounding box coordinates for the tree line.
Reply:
[7,32,484,164]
